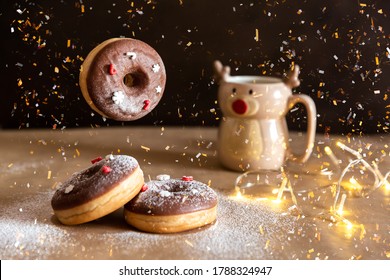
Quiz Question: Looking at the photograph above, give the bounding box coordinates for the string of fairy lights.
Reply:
[233,141,390,232]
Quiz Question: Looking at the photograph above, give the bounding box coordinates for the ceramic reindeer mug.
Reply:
[214,60,316,171]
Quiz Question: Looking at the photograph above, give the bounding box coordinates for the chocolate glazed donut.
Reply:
[51,155,144,225]
[79,38,166,121]
[124,177,218,233]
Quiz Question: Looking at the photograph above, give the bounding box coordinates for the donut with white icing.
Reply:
[79,38,166,121]
[124,176,218,233]
[51,155,144,225]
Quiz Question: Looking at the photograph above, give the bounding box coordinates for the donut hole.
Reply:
[123,71,148,89]
[78,164,101,181]
[167,181,196,194]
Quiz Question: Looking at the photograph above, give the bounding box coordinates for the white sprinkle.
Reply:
[152,64,161,73]
[156,174,170,181]
[125,52,137,59]
[318,69,325,74]
[159,190,171,197]
[106,154,115,161]
[333,55,338,60]
[64,185,74,194]
[374,89,380,94]
[112,91,125,104]
[155,85,162,93]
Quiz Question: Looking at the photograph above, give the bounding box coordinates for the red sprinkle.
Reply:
[142,100,151,110]
[181,176,193,182]
[102,165,112,174]
[91,156,103,164]
[108,64,117,75]
[141,184,148,192]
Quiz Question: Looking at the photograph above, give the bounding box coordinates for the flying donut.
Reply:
[79,38,166,121]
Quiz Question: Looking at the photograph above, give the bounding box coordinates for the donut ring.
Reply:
[79,38,166,121]
[124,176,218,233]
[51,155,144,225]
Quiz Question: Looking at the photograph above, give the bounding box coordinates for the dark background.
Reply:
[1,0,389,134]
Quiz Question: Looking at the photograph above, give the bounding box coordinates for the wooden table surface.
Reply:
[0,127,389,259]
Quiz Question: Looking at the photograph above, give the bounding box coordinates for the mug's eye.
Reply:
[232,88,237,94]
[249,89,253,95]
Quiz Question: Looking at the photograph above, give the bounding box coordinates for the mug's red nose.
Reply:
[232,99,248,115]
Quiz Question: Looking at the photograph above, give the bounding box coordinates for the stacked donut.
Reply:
[51,156,218,233]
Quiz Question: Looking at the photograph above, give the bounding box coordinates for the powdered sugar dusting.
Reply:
[0,192,72,259]
[51,155,139,210]
[125,178,218,215]
[0,188,368,260]
[159,190,171,197]
[64,184,74,194]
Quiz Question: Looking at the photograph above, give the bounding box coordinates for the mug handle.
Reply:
[286,94,317,163]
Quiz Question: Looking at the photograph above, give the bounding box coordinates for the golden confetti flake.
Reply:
[259,225,264,235]
[141,145,150,152]
[184,240,193,247]
[375,56,379,65]
[359,224,366,240]
[264,239,270,249]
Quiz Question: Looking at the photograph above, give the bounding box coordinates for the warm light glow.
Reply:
[336,193,347,216]
[234,190,243,200]
[324,146,332,155]
[348,177,363,191]
[345,220,354,230]
[272,199,282,204]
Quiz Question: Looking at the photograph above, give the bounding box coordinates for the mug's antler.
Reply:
[284,64,300,89]
[213,60,230,83]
